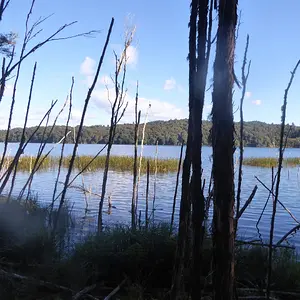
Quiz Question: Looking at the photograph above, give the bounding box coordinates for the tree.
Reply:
[211,0,238,299]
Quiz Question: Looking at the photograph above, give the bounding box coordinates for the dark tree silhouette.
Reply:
[211,0,238,299]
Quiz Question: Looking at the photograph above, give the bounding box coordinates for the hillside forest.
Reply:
[1,119,300,147]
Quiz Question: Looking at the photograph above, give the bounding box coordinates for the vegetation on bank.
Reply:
[243,157,300,168]
[0,198,299,299]
[12,155,179,173]
[3,120,300,148]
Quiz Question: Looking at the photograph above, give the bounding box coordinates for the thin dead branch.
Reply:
[266,59,300,300]
[52,18,114,235]
[170,141,184,235]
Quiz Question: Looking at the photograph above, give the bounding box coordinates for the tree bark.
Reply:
[211,0,237,299]
[190,0,209,299]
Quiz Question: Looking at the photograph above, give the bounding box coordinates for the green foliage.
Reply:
[2,120,300,147]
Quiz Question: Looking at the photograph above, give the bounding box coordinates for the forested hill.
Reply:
[1,119,300,147]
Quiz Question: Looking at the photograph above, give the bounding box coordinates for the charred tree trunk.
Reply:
[211,0,237,299]
[190,0,209,299]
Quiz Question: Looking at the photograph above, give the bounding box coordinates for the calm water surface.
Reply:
[1,143,300,248]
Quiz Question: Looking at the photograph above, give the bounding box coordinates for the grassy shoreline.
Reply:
[243,157,300,168]
[0,198,299,299]
[11,155,179,173]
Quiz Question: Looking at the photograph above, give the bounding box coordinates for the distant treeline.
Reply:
[1,119,300,147]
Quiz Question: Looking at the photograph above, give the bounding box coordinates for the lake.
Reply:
[1,143,300,248]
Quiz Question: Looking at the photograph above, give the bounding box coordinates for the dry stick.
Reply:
[0,268,99,300]
[131,81,140,229]
[25,100,53,200]
[266,59,300,300]
[236,35,251,230]
[135,103,151,224]
[98,35,131,233]
[72,284,96,300]
[256,167,276,242]
[170,141,184,235]
[103,278,127,300]
[276,224,300,246]
[145,159,150,229]
[6,62,36,199]
[52,18,114,235]
[50,143,109,206]
[0,100,57,194]
[255,176,300,224]
[152,139,158,224]
[235,240,294,250]
[19,96,69,201]
[49,82,74,223]
[236,185,257,219]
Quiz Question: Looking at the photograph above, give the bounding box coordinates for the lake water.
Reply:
[1,143,300,249]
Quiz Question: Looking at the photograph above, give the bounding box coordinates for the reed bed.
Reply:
[243,157,300,168]
[8,155,179,174]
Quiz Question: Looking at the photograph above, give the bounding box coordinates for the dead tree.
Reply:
[52,18,114,236]
[266,60,300,300]
[97,31,133,233]
[131,81,141,230]
[211,0,238,299]
[171,0,213,298]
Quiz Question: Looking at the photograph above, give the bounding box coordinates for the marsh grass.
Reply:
[243,157,300,168]
[10,155,179,174]
[0,207,299,299]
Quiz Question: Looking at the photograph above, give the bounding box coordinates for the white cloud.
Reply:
[245,91,252,98]
[164,78,176,91]
[252,99,262,106]
[91,87,186,122]
[80,57,96,76]
[126,45,138,66]
[4,84,13,97]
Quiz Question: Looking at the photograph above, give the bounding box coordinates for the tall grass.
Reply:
[8,155,179,174]
[243,157,300,168]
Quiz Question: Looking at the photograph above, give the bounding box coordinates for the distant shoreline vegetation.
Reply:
[1,119,300,148]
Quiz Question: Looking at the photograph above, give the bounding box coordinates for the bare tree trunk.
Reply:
[211,0,238,299]
[132,81,140,230]
[190,0,210,298]
[145,160,150,229]
[266,60,300,300]
[170,2,197,297]
[98,29,133,233]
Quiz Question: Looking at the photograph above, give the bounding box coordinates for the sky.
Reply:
[1,0,300,129]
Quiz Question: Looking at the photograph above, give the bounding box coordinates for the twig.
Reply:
[255,176,300,224]
[145,159,150,229]
[236,35,251,230]
[103,278,127,300]
[276,224,300,246]
[237,185,257,219]
[131,81,140,229]
[266,59,300,300]
[72,284,96,300]
[135,103,151,224]
[170,141,184,235]
[0,268,99,300]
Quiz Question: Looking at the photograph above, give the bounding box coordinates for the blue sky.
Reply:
[1,0,300,129]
